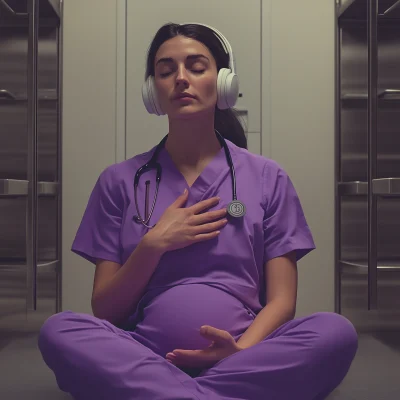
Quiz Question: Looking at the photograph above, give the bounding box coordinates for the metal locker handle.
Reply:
[378,89,400,98]
[0,89,17,100]
[372,178,400,196]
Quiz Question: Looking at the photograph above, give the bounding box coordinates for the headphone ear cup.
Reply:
[216,68,239,110]
[143,68,239,113]
[142,77,155,114]
[142,76,165,116]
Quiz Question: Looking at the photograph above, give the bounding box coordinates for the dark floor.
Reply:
[0,331,399,399]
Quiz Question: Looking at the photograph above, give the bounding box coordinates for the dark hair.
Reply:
[145,23,247,149]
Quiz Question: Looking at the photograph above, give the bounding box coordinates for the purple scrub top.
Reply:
[71,139,315,331]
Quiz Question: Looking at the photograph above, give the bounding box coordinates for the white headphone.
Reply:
[141,23,239,116]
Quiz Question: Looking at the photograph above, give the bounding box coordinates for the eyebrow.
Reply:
[155,54,209,67]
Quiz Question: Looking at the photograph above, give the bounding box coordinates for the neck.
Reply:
[165,114,222,169]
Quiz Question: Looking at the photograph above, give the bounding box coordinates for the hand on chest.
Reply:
[121,147,266,270]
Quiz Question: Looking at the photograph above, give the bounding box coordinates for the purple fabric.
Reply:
[38,310,358,400]
[71,140,315,320]
[37,140,357,399]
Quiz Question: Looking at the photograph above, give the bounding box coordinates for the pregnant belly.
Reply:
[131,284,254,357]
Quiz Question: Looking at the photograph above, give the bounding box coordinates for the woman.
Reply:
[38,23,358,399]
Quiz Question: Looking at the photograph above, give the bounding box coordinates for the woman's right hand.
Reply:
[144,189,228,254]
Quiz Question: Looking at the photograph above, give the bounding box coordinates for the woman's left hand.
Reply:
[166,325,243,369]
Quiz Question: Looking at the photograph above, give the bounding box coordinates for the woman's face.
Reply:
[153,35,218,119]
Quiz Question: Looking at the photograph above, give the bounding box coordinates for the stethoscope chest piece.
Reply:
[227,200,246,218]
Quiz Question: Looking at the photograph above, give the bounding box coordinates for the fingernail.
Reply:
[183,189,188,194]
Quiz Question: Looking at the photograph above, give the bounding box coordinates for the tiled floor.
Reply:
[0,331,399,399]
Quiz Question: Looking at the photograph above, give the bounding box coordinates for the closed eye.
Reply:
[160,70,205,78]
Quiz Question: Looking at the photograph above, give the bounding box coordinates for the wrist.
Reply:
[141,230,166,257]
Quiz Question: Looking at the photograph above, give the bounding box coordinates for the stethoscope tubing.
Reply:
[133,130,237,228]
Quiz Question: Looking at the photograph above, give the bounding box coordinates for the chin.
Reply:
[169,105,213,120]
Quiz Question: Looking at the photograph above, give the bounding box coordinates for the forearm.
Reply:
[237,300,295,350]
[91,236,163,326]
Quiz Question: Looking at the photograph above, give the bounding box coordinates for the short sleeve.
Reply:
[71,165,123,265]
[262,161,316,263]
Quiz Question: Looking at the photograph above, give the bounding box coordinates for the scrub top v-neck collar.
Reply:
[158,143,231,203]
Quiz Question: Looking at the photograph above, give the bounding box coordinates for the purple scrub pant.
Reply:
[38,310,357,400]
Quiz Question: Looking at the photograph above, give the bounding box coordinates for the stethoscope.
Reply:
[133,129,246,229]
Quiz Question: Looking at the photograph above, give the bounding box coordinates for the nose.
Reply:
[175,65,189,87]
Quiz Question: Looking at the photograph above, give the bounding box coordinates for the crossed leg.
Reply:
[38,311,210,400]
[38,310,357,400]
[195,312,358,400]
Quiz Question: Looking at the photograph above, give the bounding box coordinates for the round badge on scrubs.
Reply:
[227,200,246,218]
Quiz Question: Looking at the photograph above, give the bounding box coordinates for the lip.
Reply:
[173,92,196,100]
[175,96,195,102]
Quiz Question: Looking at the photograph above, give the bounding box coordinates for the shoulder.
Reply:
[96,146,157,187]
[226,139,286,177]
[226,140,293,207]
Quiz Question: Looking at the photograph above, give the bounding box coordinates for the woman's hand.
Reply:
[166,325,243,369]
[145,189,228,254]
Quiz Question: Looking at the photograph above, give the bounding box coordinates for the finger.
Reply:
[200,326,234,343]
[170,188,189,209]
[191,231,221,243]
[167,349,218,368]
[189,231,221,244]
[189,196,220,215]
[190,219,228,236]
[190,208,227,226]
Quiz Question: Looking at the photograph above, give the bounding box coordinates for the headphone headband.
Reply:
[180,23,236,75]
[144,23,236,80]
[142,23,239,114]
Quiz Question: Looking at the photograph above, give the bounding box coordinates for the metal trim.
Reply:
[334,0,341,314]
[56,0,63,313]
[379,0,400,15]
[0,0,28,16]
[47,0,60,17]
[0,260,59,273]
[337,0,357,18]
[367,0,378,310]
[340,260,400,272]
[26,0,39,312]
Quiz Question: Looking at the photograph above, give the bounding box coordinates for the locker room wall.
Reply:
[62,0,118,312]
[263,1,335,316]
